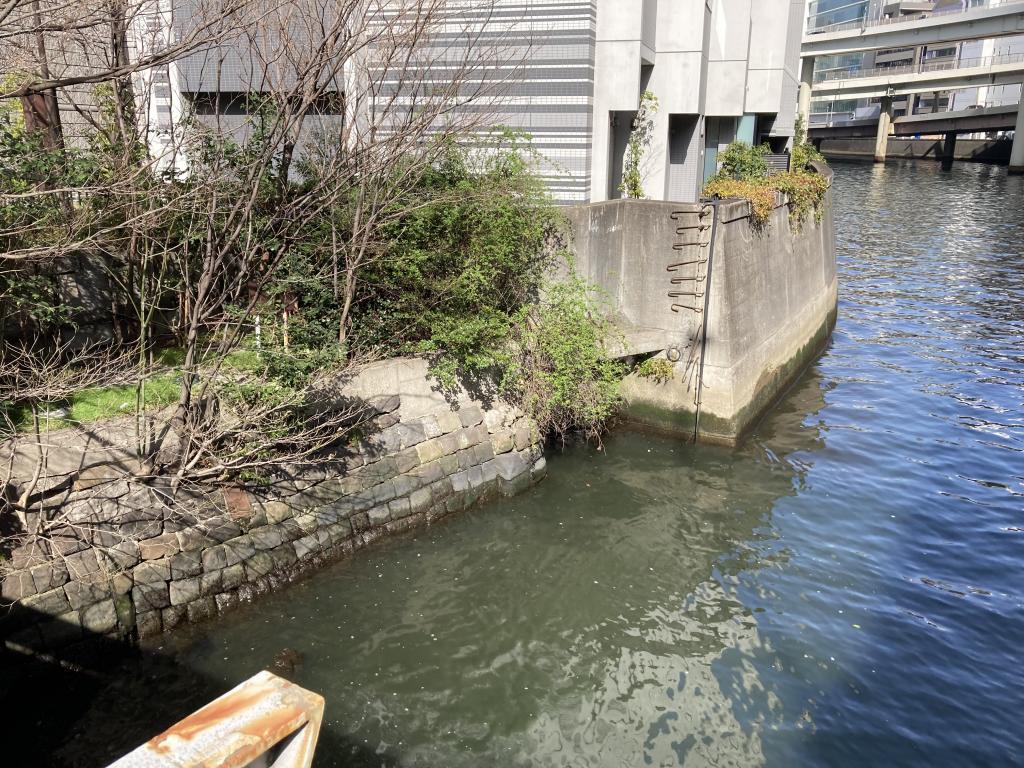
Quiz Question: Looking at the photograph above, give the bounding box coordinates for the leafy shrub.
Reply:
[702,177,779,225]
[634,357,675,383]
[791,115,825,172]
[715,141,770,181]
[351,136,558,377]
[703,140,828,229]
[771,171,829,227]
[502,277,624,443]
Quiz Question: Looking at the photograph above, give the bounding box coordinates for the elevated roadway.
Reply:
[802,1,1024,57]
[808,103,1019,139]
[798,2,1024,172]
[811,53,1024,99]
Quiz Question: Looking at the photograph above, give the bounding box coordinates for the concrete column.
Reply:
[798,57,815,128]
[874,97,893,163]
[941,131,957,171]
[1010,93,1024,175]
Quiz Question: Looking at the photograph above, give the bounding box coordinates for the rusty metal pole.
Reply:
[108,672,325,768]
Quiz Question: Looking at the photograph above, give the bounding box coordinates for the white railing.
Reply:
[807,0,1024,36]
[108,672,324,768]
[813,51,1024,83]
[809,109,858,125]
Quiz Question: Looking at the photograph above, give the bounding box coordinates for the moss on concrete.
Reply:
[725,303,837,444]
[621,300,837,446]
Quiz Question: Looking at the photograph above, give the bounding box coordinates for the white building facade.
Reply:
[143,0,806,204]
[587,0,806,204]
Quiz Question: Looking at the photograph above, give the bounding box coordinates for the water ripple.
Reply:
[156,161,1024,768]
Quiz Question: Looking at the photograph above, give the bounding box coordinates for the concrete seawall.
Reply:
[820,137,1012,165]
[566,178,837,444]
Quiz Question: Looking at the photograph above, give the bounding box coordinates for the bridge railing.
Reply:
[810,108,857,125]
[107,671,324,768]
[807,0,1023,36]
[813,51,1024,83]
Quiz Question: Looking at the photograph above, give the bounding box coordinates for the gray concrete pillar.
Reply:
[941,131,956,171]
[798,57,815,128]
[1010,93,1024,175]
[874,97,893,163]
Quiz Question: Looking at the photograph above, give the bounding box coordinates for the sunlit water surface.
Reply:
[90,162,1024,766]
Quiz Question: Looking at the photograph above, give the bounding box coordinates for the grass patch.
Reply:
[4,344,278,434]
[5,374,180,433]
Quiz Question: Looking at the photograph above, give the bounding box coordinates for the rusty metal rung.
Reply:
[670,274,706,284]
[667,258,707,271]
[669,289,705,299]
[671,302,704,314]
[672,241,711,250]
[670,205,714,221]
[675,223,712,235]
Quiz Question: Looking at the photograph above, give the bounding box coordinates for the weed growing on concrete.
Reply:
[634,357,675,383]
[703,140,828,229]
[619,90,659,199]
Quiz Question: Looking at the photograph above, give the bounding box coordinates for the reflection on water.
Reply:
[68,161,1024,767]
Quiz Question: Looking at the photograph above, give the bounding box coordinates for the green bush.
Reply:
[704,139,829,230]
[791,114,825,172]
[715,141,770,181]
[502,277,624,443]
[349,136,559,380]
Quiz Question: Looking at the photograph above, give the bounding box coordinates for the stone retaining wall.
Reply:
[0,358,545,654]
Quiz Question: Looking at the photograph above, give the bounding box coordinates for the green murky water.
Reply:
[38,160,1024,767]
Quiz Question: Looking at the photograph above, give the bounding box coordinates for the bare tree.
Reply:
[0,0,524,551]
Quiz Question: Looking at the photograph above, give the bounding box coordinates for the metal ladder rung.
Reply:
[674,223,712,235]
[671,302,704,314]
[670,206,714,221]
[667,258,707,270]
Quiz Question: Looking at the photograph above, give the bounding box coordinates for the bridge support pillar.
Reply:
[941,131,957,171]
[874,97,893,163]
[1010,94,1024,175]
[798,57,815,128]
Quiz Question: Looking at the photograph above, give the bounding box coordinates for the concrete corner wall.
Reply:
[565,181,837,444]
[565,199,706,357]
[693,188,837,441]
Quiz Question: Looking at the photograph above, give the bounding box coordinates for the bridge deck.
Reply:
[811,55,1024,99]
[810,104,1020,138]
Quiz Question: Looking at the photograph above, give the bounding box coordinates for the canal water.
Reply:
[74,161,1024,766]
